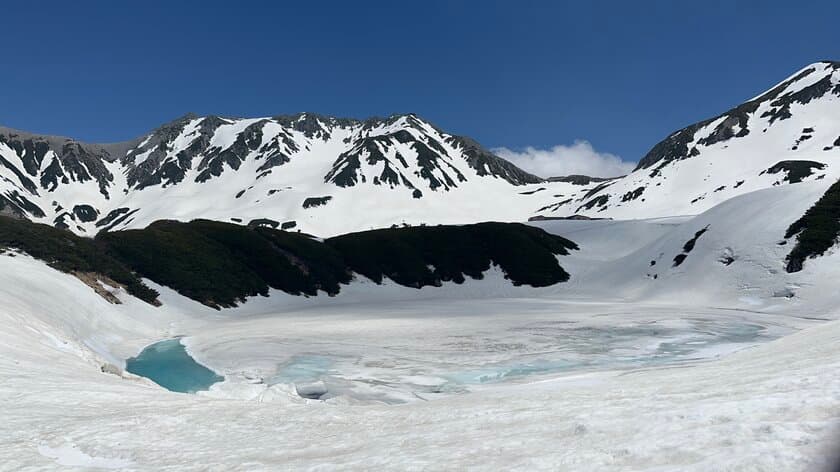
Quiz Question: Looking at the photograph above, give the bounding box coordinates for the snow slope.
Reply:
[1,62,836,238]
[0,113,596,237]
[3,61,840,470]
[1,246,839,470]
[0,181,840,471]
[535,179,840,313]
[536,61,840,220]
[2,170,840,469]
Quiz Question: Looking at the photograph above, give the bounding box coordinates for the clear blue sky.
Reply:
[1,0,838,163]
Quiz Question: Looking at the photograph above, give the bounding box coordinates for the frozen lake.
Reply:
[262,318,772,401]
[183,302,796,404]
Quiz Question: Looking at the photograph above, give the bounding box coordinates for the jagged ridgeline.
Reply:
[3,61,840,235]
[0,112,544,238]
[532,61,840,220]
[0,217,577,309]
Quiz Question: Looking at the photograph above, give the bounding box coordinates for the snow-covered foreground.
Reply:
[3,180,840,470]
[1,260,839,469]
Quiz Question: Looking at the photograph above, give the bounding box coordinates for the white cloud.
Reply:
[492,141,635,179]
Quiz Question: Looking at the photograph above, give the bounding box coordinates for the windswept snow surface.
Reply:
[2,176,840,470]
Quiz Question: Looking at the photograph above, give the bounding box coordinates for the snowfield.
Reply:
[2,177,840,470]
[3,60,840,469]
[536,61,840,221]
[1,258,839,471]
[0,113,592,238]
[0,62,834,240]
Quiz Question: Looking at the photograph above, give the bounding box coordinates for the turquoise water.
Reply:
[125,338,223,393]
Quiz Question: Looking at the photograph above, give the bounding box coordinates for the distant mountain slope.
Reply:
[0,113,596,237]
[2,61,838,236]
[532,178,839,312]
[535,61,840,220]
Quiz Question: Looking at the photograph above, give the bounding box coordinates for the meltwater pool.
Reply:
[126,338,223,393]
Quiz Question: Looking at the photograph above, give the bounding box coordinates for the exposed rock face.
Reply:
[532,61,840,221]
[302,196,332,209]
[635,62,840,171]
[2,62,839,234]
[0,112,544,236]
[72,272,125,304]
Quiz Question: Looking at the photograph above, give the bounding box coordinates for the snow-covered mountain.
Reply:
[4,157,840,470]
[5,61,840,471]
[0,113,581,237]
[1,61,839,238]
[535,60,840,219]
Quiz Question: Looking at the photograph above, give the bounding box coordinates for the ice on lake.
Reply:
[227,316,777,403]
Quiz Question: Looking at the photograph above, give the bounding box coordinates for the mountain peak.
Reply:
[4,61,836,236]
[528,62,840,221]
[636,61,840,171]
[0,110,548,235]
[816,59,840,66]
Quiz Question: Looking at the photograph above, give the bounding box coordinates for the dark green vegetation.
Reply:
[547,175,614,185]
[4,217,577,309]
[329,222,578,289]
[99,220,351,308]
[101,220,576,308]
[0,216,159,303]
[784,179,840,272]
